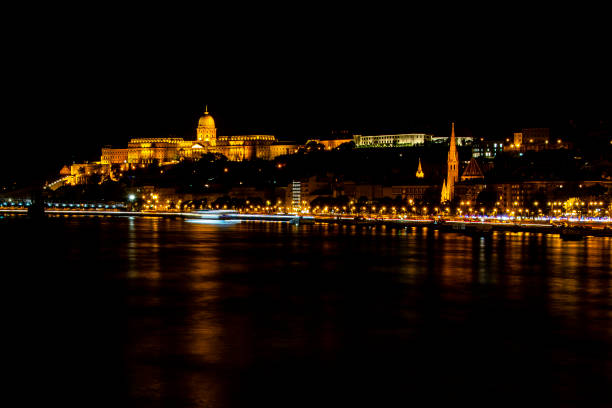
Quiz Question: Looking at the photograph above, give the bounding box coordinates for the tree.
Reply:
[335,141,355,151]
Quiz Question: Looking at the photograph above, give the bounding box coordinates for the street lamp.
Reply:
[127,194,136,211]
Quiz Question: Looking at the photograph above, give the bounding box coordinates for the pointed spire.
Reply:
[204,104,208,114]
[416,158,424,178]
[450,122,457,153]
[445,122,459,202]
[448,121,459,168]
[441,179,448,202]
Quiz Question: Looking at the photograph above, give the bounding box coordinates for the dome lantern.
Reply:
[198,106,215,129]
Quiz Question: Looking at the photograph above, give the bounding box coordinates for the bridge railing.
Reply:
[0,200,127,210]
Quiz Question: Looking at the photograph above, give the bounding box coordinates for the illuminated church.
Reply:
[441,123,459,202]
[101,107,297,165]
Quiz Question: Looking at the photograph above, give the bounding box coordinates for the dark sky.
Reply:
[4,7,611,183]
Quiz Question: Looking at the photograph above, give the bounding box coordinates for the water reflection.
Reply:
[2,217,611,407]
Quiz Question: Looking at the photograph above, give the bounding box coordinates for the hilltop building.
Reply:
[515,128,550,146]
[505,128,571,152]
[306,138,354,150]
[353,133,433,147]
[101,108,298,165]
[431,135,473,146]
[52,108,299,187]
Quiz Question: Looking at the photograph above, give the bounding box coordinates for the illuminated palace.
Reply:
[101,108,297,165]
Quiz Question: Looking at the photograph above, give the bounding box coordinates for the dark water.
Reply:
[2,216,612,407]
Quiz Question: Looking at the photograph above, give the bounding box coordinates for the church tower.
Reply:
[416,158,424,178]
[446,122,459,201]
[442,122,459,202]
[196,106,217,146]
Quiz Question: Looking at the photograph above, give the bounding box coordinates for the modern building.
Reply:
[291,180,302,212]
[472,139,504,158]
[287,176,335,211]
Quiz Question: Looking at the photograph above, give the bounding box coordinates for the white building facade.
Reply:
[353,133,433,147]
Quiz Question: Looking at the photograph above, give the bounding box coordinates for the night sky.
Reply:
[4,8,611,184]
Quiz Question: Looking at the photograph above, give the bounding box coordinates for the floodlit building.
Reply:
[431,135,473,146]
[306,138,354,150]
[353,133,433,147]
[100,107,299,164]
[68,162,109,185]
[506,128,570,152]
[516,128,550,145]
[270,143,300,158]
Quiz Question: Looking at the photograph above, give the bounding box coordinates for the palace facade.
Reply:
[101,108,298,165]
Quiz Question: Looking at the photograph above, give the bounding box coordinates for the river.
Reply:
[1,216,611,407]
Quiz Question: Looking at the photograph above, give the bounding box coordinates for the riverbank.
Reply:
[2,208,611,237]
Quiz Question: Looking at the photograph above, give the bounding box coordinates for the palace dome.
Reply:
[198,108,215,128]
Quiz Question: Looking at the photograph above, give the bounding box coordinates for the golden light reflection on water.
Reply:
[4,214,611,405]
[124,219,228,406]
[115,219,612,405]
[545,237,612,334]
[126,216,161,280]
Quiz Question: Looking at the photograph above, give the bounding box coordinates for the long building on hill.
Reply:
[353,133,433,147]
[101,108,299,165]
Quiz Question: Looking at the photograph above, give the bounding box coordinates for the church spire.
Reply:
[416,158,424,178]
[449,122,457,159]
[441,178,448,203]
[446,122,460,201]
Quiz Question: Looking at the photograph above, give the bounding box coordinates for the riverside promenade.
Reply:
[2,208,611,237]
